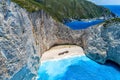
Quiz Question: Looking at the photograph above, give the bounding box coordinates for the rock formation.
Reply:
[85,22,120,65]
[0,1,40,80]
[0,0,120,80]
[0,1,88,80]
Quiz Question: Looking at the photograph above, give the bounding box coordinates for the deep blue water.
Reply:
[65,5,120,30]
[38,56,120,80]
[65,20,104,30]
[103,5,120,17]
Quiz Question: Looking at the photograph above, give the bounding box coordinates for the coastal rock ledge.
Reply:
[0,1,120,80]
[85,22,120,66]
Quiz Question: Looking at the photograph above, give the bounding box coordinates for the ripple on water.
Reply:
[37,56,120,80]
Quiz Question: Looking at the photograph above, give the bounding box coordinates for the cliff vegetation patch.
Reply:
[12,0,111,22]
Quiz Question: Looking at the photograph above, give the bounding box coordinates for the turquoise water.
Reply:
[37,56,120,80]
[37,5,120,80]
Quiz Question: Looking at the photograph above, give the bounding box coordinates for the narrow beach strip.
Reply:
[41,45,85,63]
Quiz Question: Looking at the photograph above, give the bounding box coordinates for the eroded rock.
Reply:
[0,1,88,80]
[1,1,120,80]
[85,22,120,65]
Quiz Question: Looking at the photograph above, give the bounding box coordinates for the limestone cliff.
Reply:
[0,1,40,80]
[28,11,88,53]
[85,21,120,65]
[0,1,88,80]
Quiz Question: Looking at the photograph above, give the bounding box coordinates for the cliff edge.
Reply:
[0,1,88,80]
[85,20,120,65]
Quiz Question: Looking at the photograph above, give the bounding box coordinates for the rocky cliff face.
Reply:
[0,1,88,80]
[85,22,120,65]
[0,1,40,80]
[28,11,88,53]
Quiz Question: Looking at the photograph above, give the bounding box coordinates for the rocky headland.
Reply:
[85,20,120,65]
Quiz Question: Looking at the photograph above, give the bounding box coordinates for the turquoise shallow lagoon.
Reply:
[37,56,120,80]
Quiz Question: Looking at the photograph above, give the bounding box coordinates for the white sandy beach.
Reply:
[41,45,85,63]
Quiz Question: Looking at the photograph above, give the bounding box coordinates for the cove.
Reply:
[37,56,120,80]
[65,19,104,30]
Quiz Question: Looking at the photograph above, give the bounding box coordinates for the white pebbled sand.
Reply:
[41,45,85,63]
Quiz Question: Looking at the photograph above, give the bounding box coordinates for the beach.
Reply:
[41,45,85,63]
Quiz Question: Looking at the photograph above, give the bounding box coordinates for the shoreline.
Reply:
[41,45,85,63]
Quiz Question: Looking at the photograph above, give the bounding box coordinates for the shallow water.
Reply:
[37,56,120,80]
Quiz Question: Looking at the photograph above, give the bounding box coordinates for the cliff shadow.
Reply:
[104,60,120,71]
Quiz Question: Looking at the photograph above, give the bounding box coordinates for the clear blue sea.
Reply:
[38,56,120,80]
[65,20,104,30]
[38,5,120,80]
[65,5,120,30]
[103,5,120,17]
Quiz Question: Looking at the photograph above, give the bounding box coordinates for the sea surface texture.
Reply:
[65,5,120,30]
[38,56,120,80]
[104,5,120,17]
[65,20,103,30]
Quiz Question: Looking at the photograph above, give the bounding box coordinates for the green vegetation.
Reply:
[11,0,45,12]
[103,18,120,27]
[12,0,111,22]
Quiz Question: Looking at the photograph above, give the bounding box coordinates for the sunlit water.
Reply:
[37,5,120,80]
[65,20,104,30]
[65,5,120,30]
[103,5,120,17]
[37,56,120,80]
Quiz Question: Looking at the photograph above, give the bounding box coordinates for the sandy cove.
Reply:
[41,45,85,63]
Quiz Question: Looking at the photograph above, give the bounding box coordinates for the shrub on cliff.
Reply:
[12,0,111,22]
